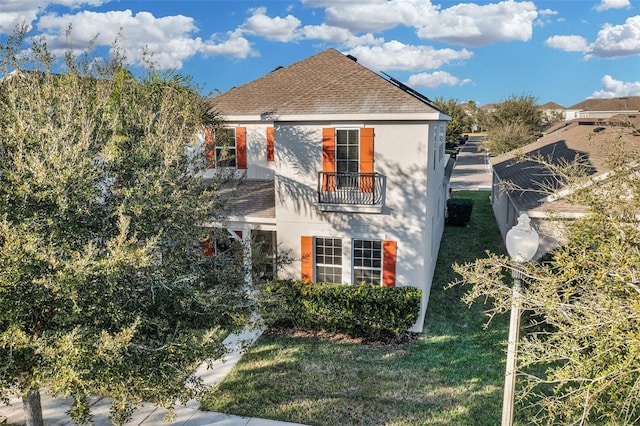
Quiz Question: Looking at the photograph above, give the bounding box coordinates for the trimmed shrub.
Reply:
[259,280,421,339]
[446,198,474,226]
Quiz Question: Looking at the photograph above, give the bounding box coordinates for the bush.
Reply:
[260,280,421,339]
[446,198,474,226]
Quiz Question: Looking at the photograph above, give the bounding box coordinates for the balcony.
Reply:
[315,172,386,213]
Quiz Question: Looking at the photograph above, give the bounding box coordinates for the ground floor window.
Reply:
[353,239,382,285]
[315,237,342,283]
[302,236,395,286]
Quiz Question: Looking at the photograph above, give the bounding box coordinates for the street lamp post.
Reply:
[501,213,539,426]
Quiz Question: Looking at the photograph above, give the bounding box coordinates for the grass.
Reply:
[201,191,510,425]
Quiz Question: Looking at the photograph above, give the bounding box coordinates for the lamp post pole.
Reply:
[501,266,523,426]
[501,214,539,426]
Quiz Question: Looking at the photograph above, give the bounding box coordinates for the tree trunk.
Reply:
[22,388,44,426]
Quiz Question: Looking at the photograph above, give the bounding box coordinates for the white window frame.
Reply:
[215,127,237,168]
[352,239,382,286]
[315,237,343,284]
[335,129,360,189]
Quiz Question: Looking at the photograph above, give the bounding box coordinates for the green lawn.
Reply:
[201,191,510,425]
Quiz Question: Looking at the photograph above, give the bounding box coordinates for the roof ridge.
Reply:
[210,48,440,117]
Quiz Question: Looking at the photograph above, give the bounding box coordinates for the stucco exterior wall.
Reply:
[491,172,567,260]
[491,173,517,239]
[272,119,447,331]
[199,117,448,332]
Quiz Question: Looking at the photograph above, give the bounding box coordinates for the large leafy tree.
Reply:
[483,94,543,155]
[0,34,249,425]
[453,133,640,424]
[433,97,473,142]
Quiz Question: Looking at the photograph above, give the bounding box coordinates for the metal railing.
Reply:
[317,172,385,205]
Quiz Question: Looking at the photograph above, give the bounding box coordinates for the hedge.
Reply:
[259,280,421,338]
[446,198,474,226]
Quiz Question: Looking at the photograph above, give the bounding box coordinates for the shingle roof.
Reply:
[566,96,640,111]
[491,117,640,213]
[209,48,441,117]
[218,180,275,219]
[539,101,565,110]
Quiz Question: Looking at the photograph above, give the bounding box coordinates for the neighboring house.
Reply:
[479,103,498,116]
[563,96,640,121]
[490,115,640,256]
[202,48,451,331]
[539,101,565,123]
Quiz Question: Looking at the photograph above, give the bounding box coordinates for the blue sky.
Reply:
[1,0,639,107]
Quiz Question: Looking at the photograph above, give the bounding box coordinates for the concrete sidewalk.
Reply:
[0,326,306,426]
[449,136,493,191]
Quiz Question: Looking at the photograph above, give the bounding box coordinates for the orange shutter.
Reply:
[202,241,213,257]
[204,126,215,169]
[383,240,397,287]
[359,128,374,193]
[236,127,247,170]
[266,127,275,162]
[301,236,313,282]
[322,128,335,192]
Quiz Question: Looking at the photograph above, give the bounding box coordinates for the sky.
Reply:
[1,0,639,108]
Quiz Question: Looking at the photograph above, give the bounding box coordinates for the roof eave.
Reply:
[221,112,450,123]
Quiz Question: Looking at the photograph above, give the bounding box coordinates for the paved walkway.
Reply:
[0,325,306,426]
[449,136,493,191]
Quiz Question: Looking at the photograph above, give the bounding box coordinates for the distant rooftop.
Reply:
[491,117,640,214]
[566,96,640,112]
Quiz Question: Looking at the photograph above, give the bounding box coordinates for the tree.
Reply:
[482,121,537,155]
[452,134,640,424]
[484,94,543,155]
[464,100,481,133]
[433,97,473,142]
[0,33,250,425]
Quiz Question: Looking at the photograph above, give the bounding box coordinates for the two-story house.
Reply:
[202,48,450,331]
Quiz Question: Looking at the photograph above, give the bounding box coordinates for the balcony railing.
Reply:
[317,172,385,211]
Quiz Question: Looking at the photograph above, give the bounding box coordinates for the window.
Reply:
[315,237,342,283]
[353,239,382,285]
[336,129,359,188]
[302,236,396,286]
[215,127,237,168]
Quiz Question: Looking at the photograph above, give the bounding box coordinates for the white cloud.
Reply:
[345,40,472,72]
[301,24,383,47]
[416,0,538,47]
[407,71,472,88]
[201,30,256,59]
[588,15,640,58]
[545,16,640,58]
[594,0,631,12]
[535,8,559,27]
[239,7,301,42]
[0,0,107,34]
[316,0,438,33]
[545,35,589,52]
[538,8,558,16]
[33,9,253,69]
[591,75,640,98]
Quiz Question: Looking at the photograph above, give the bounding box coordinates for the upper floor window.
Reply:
[336,129,359,187]
[205,126,247,170]
[321,127,374,194]
[215,127,237,168]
